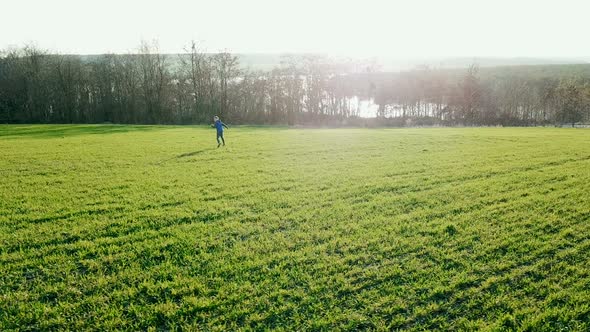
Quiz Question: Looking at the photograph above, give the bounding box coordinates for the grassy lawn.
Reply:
[1,125,589,331]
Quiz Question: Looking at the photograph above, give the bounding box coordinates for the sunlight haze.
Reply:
[2,0,589,57]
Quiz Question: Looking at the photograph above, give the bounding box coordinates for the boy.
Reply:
[211,115,229,147]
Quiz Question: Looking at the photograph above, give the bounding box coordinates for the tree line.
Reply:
[1,41,590,126]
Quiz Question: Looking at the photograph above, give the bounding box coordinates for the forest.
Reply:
[1,41,590,126]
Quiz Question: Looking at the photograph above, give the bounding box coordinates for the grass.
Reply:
[1,125,589,331]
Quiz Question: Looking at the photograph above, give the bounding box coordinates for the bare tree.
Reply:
[180,40,209,122]
[138,40,170,123]
[212,50,240,120]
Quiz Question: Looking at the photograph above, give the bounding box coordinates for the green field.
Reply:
[1,125,589,331]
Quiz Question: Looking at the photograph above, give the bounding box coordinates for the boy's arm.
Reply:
[222,122,229,129]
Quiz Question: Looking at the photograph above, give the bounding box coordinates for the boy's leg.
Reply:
[216,133,221,147]
[220,133,225,146]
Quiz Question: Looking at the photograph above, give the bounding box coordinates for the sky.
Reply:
[1,0,589,57]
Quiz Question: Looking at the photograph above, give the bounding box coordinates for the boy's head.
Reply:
[213,115,219,121]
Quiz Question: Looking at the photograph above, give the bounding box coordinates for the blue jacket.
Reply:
[214,120,228,133]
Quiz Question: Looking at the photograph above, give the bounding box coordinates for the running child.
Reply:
[211,115,229,147]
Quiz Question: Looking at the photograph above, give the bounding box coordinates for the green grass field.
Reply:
[1,125,589,331]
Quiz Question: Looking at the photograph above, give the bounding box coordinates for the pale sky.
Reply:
[1,0,589,57]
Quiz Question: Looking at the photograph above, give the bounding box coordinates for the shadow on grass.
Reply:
[176,149,210,159]
[154,148,212,165]
[0,124,170,139]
